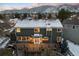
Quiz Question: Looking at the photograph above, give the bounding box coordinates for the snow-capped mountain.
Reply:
[27,4,79,13]
[29,5,55,13]
[0,4,79,14]
[43,7,58,13]
[0,9,29,14]
[58,4,78,12]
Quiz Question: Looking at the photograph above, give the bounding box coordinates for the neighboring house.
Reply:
[10,19,63,44]
[63,18,79,44]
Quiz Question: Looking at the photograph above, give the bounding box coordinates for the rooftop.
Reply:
[63,18,79,25]
[15,19,63,28]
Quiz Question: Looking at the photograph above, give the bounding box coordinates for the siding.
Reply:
[16,28,34,36]
[63,28,79,44]
[15,28,58,43]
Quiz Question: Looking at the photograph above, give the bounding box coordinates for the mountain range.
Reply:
[0,4,79,14]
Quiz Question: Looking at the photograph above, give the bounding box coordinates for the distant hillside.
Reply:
[0,4,79,14]
[29,5,55,13]
[0,9,29,14]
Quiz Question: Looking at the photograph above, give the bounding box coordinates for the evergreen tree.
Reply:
[38,13,42,19]
[15,13,20,19]
[47,13,52,19]
[0,14,4,19]
[61,40,68,54]
[57,9,71,22]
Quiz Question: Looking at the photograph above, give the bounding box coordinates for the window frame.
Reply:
[57,28,62,32]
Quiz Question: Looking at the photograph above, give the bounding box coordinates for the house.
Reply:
[10,19,63,55]
[11,19,63,43]
[63,18,79,44]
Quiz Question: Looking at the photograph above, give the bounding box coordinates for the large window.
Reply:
[34,38,41,44]
[34,27,40,33]
[16,27,21,32]
[17,36,28,41]
[22,37,26,40]
[46,28,52,31]
[17,36,22,41]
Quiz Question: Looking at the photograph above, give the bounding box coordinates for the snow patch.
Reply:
[0,37,6,44]
[0,37,10,48]
[67,40,79,56]
[0,20,4,23]
[0,39,10,48]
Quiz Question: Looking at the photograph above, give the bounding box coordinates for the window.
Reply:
[34,38,41,44]
[46,28,52,31]
[73,25,75,29]
[17,36,29,41]
[17,36,22,41]
[16,27,21,32]
[34,27,40,33]
[57,29,62,32]
[25,37,28,41]
[22,37,26,41]
[56,36,61,43]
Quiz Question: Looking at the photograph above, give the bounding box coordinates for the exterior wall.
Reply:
[63,24,79,44]
[15,28,62,43]
[63,24,73,29]
[16,28,34,36]
[63,24,79,29]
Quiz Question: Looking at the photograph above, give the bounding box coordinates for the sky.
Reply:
[0,3,34,10]
[0,3,33,11]
[0,3,78,11]
[0,3,32,7]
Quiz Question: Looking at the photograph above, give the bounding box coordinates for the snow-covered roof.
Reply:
[15,19,63,28]
[67,40,79,56]
[63,18,79,25]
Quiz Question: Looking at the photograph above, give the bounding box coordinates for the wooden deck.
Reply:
[15,43,63,56]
